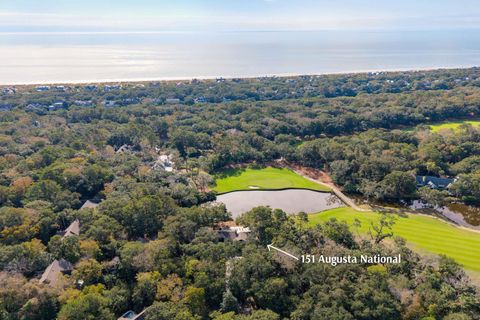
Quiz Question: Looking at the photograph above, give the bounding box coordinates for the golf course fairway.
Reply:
[309,207,480,272]
[430,120,480,133]
[213,167,331,193]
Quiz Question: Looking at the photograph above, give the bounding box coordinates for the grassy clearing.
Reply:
[430,120,480,133]
[309,207,480,272]
[213,167,331,193]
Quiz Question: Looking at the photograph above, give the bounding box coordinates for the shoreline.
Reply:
[1,65,477,87]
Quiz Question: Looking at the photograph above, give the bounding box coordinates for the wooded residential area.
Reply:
[1,68,480,319]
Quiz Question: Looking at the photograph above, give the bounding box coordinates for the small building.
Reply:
[118,310,146,320]
[74,100,94,107]
[194,97,208,104]
[416,176,454,190]
[80,200,99,210]
[26,103,47,111]
[62,219,80,237]
[36,86,50,92]
[48,102,65,111]
[39,259,73,286]
[154,154,174,172]
[218,226,251,242]
[85,85,97,91]
[166,98,180,104]
[2,87,16,95]
[103,100,117,108]
[104,85,121,91]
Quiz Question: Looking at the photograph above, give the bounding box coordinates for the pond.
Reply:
[216,189,345,218]
[410,200,480,230]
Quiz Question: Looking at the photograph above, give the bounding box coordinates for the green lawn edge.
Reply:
[430,120,480,133]
[309,207,480,272]
[213,167,331,193]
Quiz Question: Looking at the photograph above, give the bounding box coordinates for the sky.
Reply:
[2,0,480,33]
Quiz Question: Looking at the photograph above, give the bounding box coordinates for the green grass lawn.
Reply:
[309,207,480,272]
[430,120,480,133]
[213,167,331,193]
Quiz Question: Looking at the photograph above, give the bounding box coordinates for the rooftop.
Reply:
[63,219,80,237]
[80,200,99,210]
[39,259,73,286]
[416,175,455,189]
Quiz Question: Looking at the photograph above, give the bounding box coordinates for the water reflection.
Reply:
[216,189,344,218]
[2,30,480,84]
[410,200,480,229]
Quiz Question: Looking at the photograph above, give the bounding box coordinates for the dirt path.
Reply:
[287,164,369,212]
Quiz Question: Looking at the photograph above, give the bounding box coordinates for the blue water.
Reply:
[1,30,480,84]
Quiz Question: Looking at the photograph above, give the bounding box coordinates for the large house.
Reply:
[217,225,251,241]
[416,176,455,190]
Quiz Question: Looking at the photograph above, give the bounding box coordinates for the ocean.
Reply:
[1,29,480,84]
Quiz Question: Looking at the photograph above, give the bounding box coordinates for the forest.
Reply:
[1,68,480,319]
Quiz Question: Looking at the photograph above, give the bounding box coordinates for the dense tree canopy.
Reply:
[1,69,480,319]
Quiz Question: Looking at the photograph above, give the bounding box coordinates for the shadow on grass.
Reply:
[369,205,408,218]
[213,164,288,182]
[214,167,248,179]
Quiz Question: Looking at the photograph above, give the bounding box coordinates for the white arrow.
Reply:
[267,244,299,261]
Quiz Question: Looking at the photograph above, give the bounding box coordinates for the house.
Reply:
[74,100,94,107]
[217,226,251,242]
[85,85,97,91]
[62,219,80,237]
[39,259,73,286]
[80,200,99,210]
[120,98,141,106]
[36,86,50,92]
[416,176,455,190]
[154,154,174,172]
[226,128,239,135]
[166,98,180,104]
[48,102,65,111]
[41,219,81,285]
[194,97,208,104]
[104,85,121,91]
[116,144,132,154]
[2,87,16,95]
[103,100,117,108]
[26,103,45,111]
[118,309,146,320]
